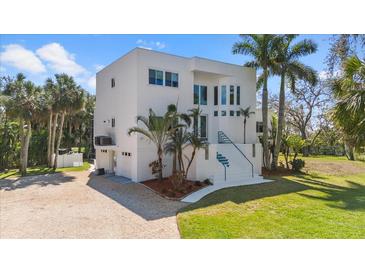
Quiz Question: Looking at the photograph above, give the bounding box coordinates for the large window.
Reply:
[230,85,234,105]
[236,86,240,105]
[214,86,218,105]
[221,85,227,105]
[165,72,178,87]
[193,85,207,105]
[149,69,163,85]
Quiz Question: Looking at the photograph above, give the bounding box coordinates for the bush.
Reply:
[291,159,305,172]
[203,178,213,185]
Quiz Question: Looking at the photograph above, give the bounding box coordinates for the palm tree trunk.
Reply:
[185,149,196,179]
[172,152,177,173]
[54,112,65,169]
[157,148,163,181]
[19,118,25,175]
[262,70,271,169]
[50,113,58,167]
[272,72,286,169]
[22,121,32,176]
[243,119,247,144]
[47,111,53,167]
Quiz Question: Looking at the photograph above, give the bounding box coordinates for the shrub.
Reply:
[203,178,213,185]
[291,159,305,172]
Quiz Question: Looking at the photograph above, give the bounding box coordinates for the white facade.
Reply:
[94,48,263,183]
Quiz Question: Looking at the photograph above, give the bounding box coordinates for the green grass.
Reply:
[177,157,365,238]
[0,161,90,179]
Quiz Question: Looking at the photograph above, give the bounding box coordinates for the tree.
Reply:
[285,80,330,155]
[128,108,179,180]
[332,55,365,160]
[52,74,85,169]
[233,34,279,169]
[2,74,42,176]
[271,35,318,169]
[239,106,255,144]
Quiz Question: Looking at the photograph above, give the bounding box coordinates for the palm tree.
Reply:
[332,55,365,159]
[239,106,255,144]
[184,133,207,179]
[271,35,318,169]
[128,108,179,180]
[52,74,85,169]
[2,74,42,176]
[233,34,279,169]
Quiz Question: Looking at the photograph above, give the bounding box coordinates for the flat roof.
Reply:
[98,47,249,74]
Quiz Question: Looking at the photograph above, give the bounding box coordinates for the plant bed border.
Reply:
[140,178,211,201]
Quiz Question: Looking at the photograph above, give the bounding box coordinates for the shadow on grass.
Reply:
[0,172,76,191]
[180,174,365,213]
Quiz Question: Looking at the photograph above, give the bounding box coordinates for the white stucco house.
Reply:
[94,48,265,186]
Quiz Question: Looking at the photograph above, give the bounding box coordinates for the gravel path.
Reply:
[0,171,187,239]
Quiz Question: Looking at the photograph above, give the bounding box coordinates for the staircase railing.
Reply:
[218,131,254,177]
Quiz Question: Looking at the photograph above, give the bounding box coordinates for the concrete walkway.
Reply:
[0,171,187,239]
[182,176,272,203]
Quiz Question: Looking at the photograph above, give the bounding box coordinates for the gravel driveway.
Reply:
[0,171,187,239]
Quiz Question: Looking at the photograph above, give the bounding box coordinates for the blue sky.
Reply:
[0,34,332,94]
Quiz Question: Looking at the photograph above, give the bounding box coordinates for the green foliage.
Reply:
[290,158,305,171]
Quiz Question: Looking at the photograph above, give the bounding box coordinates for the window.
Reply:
[194,85,200,104]
[230,110,235,116]
[221,86,226,105]
[149,69,163,85]
[252,144,256,158]
[214,86,218,105]
[236,86,240,105]
[111,118,115,128]
[200,115,207,139]
[193,85,207,105]
[221,110,226,116]
[230,85,234,105]
[214,110,218,117]
[256,121,263,133]
[236,111,240,116]
[165,72,178,87]
[111,78,115,88]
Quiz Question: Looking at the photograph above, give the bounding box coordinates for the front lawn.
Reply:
[0,161,91,179]
[177,157,365,238]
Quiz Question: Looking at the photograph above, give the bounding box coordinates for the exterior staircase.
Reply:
[216,152,230,180]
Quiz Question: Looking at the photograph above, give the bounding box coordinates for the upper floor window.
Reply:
[221,85,227,105]
[230,110,235,116]
[230,85,234,105]
[256,121,263,133]
[111,118,115,128]
[214,86,218,106]
[149,69,163,85]
[193,85,207,105]
[111,78,115,88]
[236,86,240,105]
[165,72,179,87]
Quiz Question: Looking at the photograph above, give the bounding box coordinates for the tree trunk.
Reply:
[172,152,177,173]
[243,119,247,144]
[158,153,163,181]
[344,140,355,161]
[47,111,53,167]
[19,120,32,176]
[185,149,196,179]
[272,72,286,169]
[53,112,65,169]
[262,69,271,169]
[50,113,58,167]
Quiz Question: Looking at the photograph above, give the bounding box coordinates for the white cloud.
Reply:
[36,43,86,76]
[0,44,46,73]
[87,75,96,89]
[94,64,105,71]
[136,39,166,50]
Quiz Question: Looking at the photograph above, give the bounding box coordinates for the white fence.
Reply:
[55,153,83,168]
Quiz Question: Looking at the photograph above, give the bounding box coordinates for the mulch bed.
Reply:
[142,178,210,200]
[262,167,295,176]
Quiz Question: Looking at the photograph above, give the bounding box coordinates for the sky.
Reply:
[0,34,333,94]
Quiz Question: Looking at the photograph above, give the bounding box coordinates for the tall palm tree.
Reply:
[233,34,279,169]
[184,132,207,179]
[239,106,255,144]
[53,74,85,169]
[332,55,365,159]
[271,35,318,169]
[128,108,179,180]
[2,74,42,176]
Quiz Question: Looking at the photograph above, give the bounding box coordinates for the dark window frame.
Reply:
[229,85,234,105]
[111,78,115,88]
[236,86,240,105]
[214,86,218,105]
